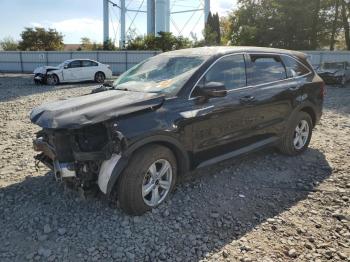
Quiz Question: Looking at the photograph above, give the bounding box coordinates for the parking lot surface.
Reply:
[0,73,349,261]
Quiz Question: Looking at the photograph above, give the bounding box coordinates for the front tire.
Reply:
[116,145,177,215]
[278,112,313,156]
[94,72,105,83]
[46,74,59,86]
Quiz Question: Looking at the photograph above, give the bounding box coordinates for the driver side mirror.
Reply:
[64,65,68,69]
[195,81,227,100]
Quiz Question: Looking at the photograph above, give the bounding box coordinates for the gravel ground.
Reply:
[0,73,349,262]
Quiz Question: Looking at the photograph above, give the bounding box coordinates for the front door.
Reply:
[189,54,253,163]
[63,60,83,81]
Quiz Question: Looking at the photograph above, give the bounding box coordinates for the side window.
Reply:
[69,60,81,68]
[282,56,311,78]
[248,55,287,85]
[203,55,246,90]
[82,60,98,67]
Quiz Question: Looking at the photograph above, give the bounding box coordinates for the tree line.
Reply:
[1,0,349,52]
[225,0,347,50]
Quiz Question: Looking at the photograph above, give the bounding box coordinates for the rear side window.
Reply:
[282,56,310,78]
[82,60,98,67]
[248,55,287,85]
[69,60,81,68]
[204,54,246,90]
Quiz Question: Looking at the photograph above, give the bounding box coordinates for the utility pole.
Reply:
[204,0,210,25]
[103,0,109,43]
[120,0,126,48]
[155,0,170,34]
[147,0,155,35]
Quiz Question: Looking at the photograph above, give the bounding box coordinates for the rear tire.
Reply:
[94,72,105,83]
[116,145,177,215]
[278,112,313,156]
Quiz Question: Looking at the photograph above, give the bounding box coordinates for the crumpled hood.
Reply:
[33,66,60,74]
[30,90,165,129]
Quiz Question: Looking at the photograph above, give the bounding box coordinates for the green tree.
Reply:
[103,39,117,50]
[224,0,336,50]
[220,15,234,45]
[330,0,340,50]
[126,32,191,51]
[18,27,64,51]
[341,0,350,50]
[204,12,221,45]
[0,37,18,50]
[79,37,93,51]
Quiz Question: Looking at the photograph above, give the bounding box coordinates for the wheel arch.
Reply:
[105,135,191,196]
[95,71,106,77]
[300,106,316,127]
[46,71,61,82]
[288,102,318,129]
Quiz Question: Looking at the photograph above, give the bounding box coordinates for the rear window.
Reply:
[248,55,287,85]
[283,56,310,78]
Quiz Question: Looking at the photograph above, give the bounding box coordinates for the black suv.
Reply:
[31,47,324,215]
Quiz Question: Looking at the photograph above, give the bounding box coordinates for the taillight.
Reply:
[320,81,326,98]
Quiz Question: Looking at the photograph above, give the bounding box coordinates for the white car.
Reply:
[33,59,113,85]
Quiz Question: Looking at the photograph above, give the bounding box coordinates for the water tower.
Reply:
[103,0,211,47]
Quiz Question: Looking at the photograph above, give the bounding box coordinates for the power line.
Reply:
[126,0,145,35]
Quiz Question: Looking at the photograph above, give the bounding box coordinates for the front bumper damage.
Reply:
[34,74,47,84]
[33,122,127,194]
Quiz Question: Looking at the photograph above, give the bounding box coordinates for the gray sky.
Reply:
[0,0,236,44]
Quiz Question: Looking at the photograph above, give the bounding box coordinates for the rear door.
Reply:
[63,60,83,81]
[81,60,99,80]
[240,53,310,141]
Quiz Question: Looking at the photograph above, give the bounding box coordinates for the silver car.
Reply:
[317,61,350,87]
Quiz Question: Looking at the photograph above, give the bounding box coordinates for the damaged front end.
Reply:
[33,122,127,193]
[30,89,164,195]
[33,66,59,84]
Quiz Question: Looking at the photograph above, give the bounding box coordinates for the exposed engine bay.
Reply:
[33,122,126,193]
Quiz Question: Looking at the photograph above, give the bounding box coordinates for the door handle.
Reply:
[240,95,256,104]
[289,84,303,91]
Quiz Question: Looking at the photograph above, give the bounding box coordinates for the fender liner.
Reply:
[105,135,191,196]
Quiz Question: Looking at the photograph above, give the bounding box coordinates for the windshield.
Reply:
[57,61,69,68]
[113,54,207,95]
[321,62,345,70]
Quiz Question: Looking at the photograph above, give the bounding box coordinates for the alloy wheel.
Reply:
[293,119,309,150]
[47,75,57,85]
[96,73,105,83]
[142,159,172,207]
